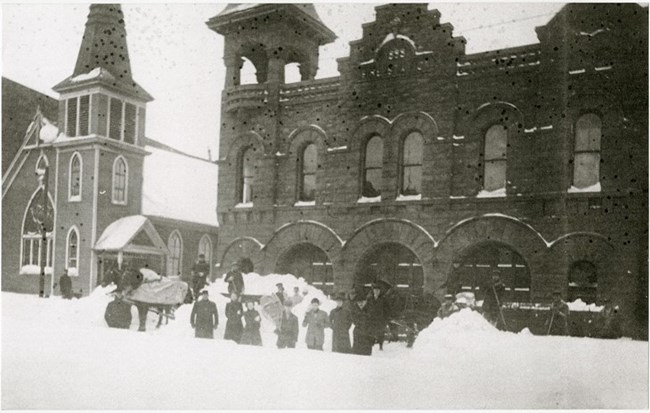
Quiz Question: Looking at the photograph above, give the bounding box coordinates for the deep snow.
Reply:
[2,275,648,409]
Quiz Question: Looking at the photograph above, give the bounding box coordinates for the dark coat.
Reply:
[547,300,570,336]
[224,271,244,295]
[190,299,219,339]
[241,309,262,346]
[303,308,330,349]
[329,306,352,353]
[351,302,374,356]
[596,304,622,339]
[276,309,299,349]
[191,260,211,294]
[224,301,244,343]
[105,298,132,329]
[59,274,73,299]
[368,294,389,334]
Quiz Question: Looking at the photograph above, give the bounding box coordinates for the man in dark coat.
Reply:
[275,299,299,349]
[351,295,374,356]
[274,283,288,305]
[105,295,132,329]
[190,290,219,339]
[241,299,262,346]
[368,283,389,350]
[482,273,506,329]
[224,292,244,343]
[546,290,570,336]
[59,269,73,299]
[224,262,245,295]
[329,294,352,353]
[191,254,211,298]
[303,298,330,350]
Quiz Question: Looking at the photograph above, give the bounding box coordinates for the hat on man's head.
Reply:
[311,298,320,305]
[200,289,209,296]
[198,253,205,258]
[276,283,284,288]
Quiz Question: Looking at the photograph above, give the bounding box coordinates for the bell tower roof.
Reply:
[53,4,152,102]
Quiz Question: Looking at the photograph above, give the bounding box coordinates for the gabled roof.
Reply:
[94,215,169,255]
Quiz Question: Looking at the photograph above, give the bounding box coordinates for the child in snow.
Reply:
[303,298,330,350]
[241,299,262,346]
[224,292,244,343]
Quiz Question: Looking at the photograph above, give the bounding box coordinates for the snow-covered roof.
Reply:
[95,215,149,250]
[142,145,218,227]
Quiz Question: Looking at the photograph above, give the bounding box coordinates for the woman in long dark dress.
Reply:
[240,300,262,346]
[224,292,244,343]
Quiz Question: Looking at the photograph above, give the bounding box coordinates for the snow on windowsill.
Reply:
[67,267,79,277]
[568,182,601,193]
[234,202,253,209]
[396,194,421,201]
[20,265,53,275]
[294,200,315,207]
[327,146,347,153]
[358,196,381,203]
[568,298,604,312]
[477,188,506,198]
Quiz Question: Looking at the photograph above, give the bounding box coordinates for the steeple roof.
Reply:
[53,4,152,101]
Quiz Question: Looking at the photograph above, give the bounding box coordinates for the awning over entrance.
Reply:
[94,215,169,256]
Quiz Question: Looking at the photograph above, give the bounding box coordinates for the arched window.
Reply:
[568,260,598,303]
[400,131,423,196]
[484,125,508,192]
[69,152,82,201]
[167,231,183,276]
[238,147,255,204]
[299,143,317,202]
[573,114,601,189]
[362,135,383,198]
[198,235,213,276]
[112,156,128,204]
[66,227,79,276]
[21,189,53,275]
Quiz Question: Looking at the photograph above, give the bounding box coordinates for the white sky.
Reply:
[3,2,566,159]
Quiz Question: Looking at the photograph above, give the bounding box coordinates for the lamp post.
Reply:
[35,164,50,297]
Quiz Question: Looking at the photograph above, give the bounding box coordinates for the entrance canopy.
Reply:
[94,215,169,256]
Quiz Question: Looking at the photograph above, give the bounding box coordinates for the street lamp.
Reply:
[35,164,50,297]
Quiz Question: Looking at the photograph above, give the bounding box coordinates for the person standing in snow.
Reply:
[224,292,244,343]
[290,286,303,306]
[351,294,374,356]
[595,297,622,339]
[190,290,219,339]
[437,294,460,319]
[275,299,299,349]
[241,299,263,346]
[59,269,73,299]
[104,295,132,329]
[191,254,210,298]
[224,261,244,296]
[303,298,330,350]
[368,283,390,350]
[546,290,570,336]
[482,272,506,329]
[329,294,352,353]
[274,283,289,305]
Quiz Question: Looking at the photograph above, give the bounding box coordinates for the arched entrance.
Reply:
[450,242,531,303]
[356,243,424,295]
[275,243,333,294]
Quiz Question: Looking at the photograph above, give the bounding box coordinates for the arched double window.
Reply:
[238,147,255,204]
[112,156,128,204]
[484,125,508,192]
[573,114,601,189]
[66,227,80,276]
[198,234,213,276]
[400,132,423,196]
[362,135,383,198]
[68,152,82,201]
[167,230,183,276]
[21,189,53,275]
[299,143,317,202]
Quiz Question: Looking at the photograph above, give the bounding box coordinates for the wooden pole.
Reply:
[39,166,49,297]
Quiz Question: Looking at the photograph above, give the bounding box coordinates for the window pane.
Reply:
[402,165,422,195]
[109,98,122,140]
[365,136,383,168]
[485,125,507,161]
[71,156,81,197]
[363,168,382,197]
[403,132,423,165]
[484,160,506,191]
[573,153,600,188]
[68,231,78,268]
[575,114,601,151]
[113,158,127,203]
[96,94,108,137]
[124,103,137,144]
[66,98,77,136]
[79,95,89,136]
[303,144,317,174]
[302,173,316,201]
[242,176,253,203]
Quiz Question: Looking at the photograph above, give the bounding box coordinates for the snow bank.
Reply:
[414,308,502,351]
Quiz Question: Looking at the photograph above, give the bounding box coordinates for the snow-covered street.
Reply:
[2,276,648,409]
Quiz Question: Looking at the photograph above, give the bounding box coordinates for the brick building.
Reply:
[208,3,648,335]
[2,4,219,297]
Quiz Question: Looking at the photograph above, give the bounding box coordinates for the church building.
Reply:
[2,4,219,297]
[208,3,648,336]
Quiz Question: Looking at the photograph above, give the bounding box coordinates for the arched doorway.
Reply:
[450,242,530,303]
[356,243,424,295]
[275,243,333,293]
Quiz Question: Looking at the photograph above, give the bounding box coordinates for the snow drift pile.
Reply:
[413,308,503,351]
